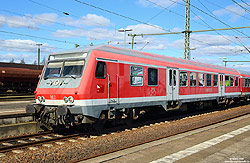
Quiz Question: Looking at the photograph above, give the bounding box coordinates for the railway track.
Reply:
[1,104,250,163]
[0,131,81,153]
[0,95,34,102]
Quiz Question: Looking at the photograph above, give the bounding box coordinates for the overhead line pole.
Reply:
[184,0,191,60]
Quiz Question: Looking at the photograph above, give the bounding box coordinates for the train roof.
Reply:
[53,45,249,75]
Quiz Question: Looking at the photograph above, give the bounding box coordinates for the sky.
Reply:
[0,0,250,70]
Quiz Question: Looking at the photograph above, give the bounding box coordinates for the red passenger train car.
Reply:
[26,45,250,129]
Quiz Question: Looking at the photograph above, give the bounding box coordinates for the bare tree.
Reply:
[20,58,25,64]
[9,58,15,63]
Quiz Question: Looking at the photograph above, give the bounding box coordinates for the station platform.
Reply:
[84,114,250,163]
[0,100,34,115]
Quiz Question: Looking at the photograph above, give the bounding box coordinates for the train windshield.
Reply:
[44,60,85,79]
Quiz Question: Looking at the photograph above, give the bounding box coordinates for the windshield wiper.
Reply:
[70,75,76,79]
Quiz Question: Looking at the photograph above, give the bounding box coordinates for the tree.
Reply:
[9,58,15,63]
[33,60,37,65]
[41,56,46,65]
[20,58,25,64]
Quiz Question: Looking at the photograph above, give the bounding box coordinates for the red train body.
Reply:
[26,45,250,129]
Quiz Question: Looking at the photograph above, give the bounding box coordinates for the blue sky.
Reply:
[0,0,249,70]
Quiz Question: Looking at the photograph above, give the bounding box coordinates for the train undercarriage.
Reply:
[26,95,250,131]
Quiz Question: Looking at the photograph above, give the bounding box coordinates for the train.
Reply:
[26,45,250,130]
[0,62,42,94]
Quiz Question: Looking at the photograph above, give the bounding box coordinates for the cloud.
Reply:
[0,39,56,53]
[168,34,249,57]
[0,15,6,26]
[1,13,58,29]
[138,0,180,8]
[213,3,249,22]
[60,14,110,27]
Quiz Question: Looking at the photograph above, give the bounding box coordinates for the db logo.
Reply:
[50,95,56,100]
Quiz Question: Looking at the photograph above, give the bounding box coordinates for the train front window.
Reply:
[44,62,63,79]
[62,60,85,78]
[44,60,84,79]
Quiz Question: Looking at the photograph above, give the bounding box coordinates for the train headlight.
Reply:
[37,96,42,102]
[68,96,74,103]
[41,96,45,102]
[63,96,68,103]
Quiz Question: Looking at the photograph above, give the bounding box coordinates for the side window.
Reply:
[249,78,250,87]
[180,71,188,87]
[243,78,245,88]
[246,78,248,87]
[213,74,218,87]
[130,66,143,86]
[198,73,205,87]
[148,68,158,86]
[206,74,211,87]
[235,77,239,87]
[220,75,224,86]
[95,61,106,79]
[173,70,176,86]
[169,70,172,86]
[190,72,197,87]
[225,76,229,87]
[230,76,234,87]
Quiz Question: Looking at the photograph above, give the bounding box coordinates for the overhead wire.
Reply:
[240,0,250,7]
[0,30,77,45]
[0,8,116,39]
[72,0,173,33]
[204,0,250,21]
[179,0,249,38]
[26,0,114,29]
[196,0,242,46]
[144,0,250,58]
[232,0,250,14]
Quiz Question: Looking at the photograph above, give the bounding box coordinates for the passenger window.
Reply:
[198,73,204,87]
[230,76,234,87]
[213,74,218,87]
[148,68,158,86]
[225,76,229,87]
[206,74,211,87]
[249,78,250,87]
[243,78,245,88]
[235,77,239,87]
[95,61,106,79]
[190,72,197,87]
[130,66,143,86]
[180,71,188,87]
[246,79,248,87]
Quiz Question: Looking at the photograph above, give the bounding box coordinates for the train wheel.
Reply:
[125,108,138,126]
[92,112,107,131]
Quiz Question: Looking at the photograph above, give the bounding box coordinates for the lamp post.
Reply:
[219,57,227,67]
[36,43,42,70]
[118,28,132,48]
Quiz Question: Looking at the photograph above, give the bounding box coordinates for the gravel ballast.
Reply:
[1,105,250,163]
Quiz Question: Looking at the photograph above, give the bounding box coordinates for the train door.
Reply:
[107,61,119,104]
[167,68,179,101]
[219,74,225,96]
